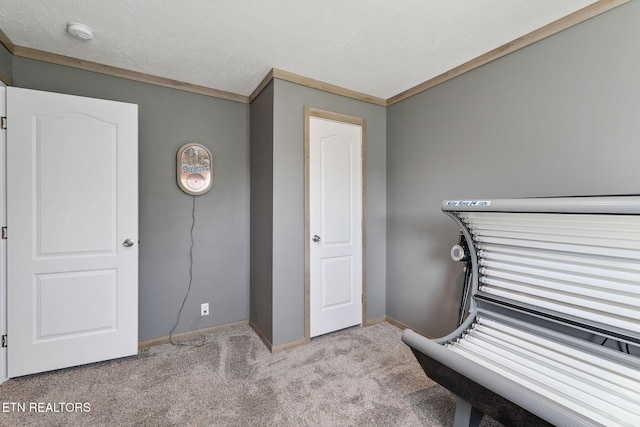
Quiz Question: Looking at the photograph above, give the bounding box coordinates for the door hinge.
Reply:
[1,335,6,348]
[1,226,6,239]
[0,116,6,130]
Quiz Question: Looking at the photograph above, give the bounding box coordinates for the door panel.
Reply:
[321,137,352,244]
[37,114,116,255]
[310,116,362,338]
[322,256,353,308]
[37,269,117,338]
[7,87,138,377]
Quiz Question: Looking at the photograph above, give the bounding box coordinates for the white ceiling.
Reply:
[0,0,597,100]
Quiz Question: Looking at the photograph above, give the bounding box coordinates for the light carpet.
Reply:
[0,323,502,426]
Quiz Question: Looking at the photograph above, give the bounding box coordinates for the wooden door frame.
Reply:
[304,106,366,342]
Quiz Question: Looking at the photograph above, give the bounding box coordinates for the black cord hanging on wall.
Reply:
[169,195,205,346]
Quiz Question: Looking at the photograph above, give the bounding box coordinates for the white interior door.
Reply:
[0,83,6,383]
[309,116,362,338]
[6,87,138,377]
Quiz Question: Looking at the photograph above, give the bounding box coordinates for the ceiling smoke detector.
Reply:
[66,22,94,41]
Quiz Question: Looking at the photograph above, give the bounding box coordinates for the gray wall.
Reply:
[13,57,250,341]
[7,1,632,345]
[386,1,640,338]
[249,81,274,342]
[272,79,387,345]
[0,43,11,84]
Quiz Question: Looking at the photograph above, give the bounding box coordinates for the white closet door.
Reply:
[7,87,138,377]
[309,116,363,337]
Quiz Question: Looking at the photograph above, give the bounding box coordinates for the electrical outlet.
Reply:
[201,303,209,316]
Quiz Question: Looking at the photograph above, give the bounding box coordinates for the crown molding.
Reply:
[0,68,11,86]
[12,45,250,103]
[249,68,275,101]
[0,0,628,106]
[250,68,388,106]
[0,28,14,85]
[249,68,387,107]
[0,28,15,54]
[269,68,386,106]
[387,0,630,105]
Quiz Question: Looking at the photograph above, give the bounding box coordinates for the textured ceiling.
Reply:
[0,0,598,99]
